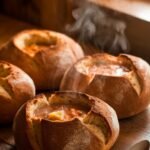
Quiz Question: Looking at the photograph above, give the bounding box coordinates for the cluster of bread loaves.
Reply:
[0,29,150,150]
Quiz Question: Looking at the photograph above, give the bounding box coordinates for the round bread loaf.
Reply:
[60,53,150,119]
[0,61,35,124]
[0,29,84,90]
[13,91,119,150]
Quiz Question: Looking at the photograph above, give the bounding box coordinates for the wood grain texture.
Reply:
[0,14,34,46]
[112,106,150,150]
[0,0,73,32]
[0,14,100,55]
[0,107,149,150]
[1,0,150,63]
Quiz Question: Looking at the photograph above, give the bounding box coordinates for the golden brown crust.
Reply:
[60,53,150,119]
[0,61,35,124]
[119,54,150,116]
[13,91,119,150]
[0,29,84,90]
[13,104,33,150]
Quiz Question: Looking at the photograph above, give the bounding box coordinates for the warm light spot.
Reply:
[48,110,65,121]
[91,0,150,22]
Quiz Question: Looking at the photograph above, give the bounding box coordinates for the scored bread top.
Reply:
[75,54,141,95]
[0,61,35,101]
[23,91,119,150]
[60,53,150,118]
[0,29,84,90]
[14,29,84,58]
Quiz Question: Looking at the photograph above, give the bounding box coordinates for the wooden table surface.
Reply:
[112,106,150,150]
[0,107,149,150]
[0,14,150,150]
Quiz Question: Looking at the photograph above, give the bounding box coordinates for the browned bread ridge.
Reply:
[0,61,35,124]
[13,91,119,150]
[60,53,150,119]
[0,29,84,90]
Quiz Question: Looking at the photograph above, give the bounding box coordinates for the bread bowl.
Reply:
[0,61,35,124]
[0,29,84,90]
[60,53,150,119]
[13,91,119,150]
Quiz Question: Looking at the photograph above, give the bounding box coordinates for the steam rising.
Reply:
[67,2,130,54]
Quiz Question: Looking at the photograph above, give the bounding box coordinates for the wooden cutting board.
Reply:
[112,106,150,150]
